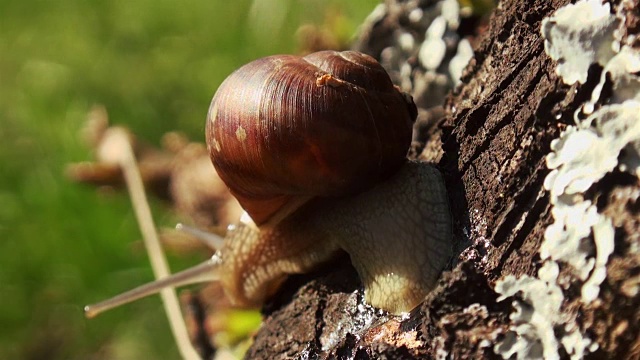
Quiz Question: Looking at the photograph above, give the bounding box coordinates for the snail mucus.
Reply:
[85,50,452,318]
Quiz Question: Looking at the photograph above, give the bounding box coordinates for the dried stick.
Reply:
[97,127,201,360]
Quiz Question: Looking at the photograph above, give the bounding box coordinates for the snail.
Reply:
[85,50,452,318]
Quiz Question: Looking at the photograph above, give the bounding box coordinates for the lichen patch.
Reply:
[541,0,619,85]
[494,2,640,359]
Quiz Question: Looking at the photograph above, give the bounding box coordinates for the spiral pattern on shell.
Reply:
[206,50,416,224]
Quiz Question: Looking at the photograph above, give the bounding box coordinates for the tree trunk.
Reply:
[246,0,640,358]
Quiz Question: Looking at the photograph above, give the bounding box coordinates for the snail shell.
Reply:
[206,50,417,224]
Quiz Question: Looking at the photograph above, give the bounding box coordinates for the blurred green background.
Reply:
[0,1,378,358]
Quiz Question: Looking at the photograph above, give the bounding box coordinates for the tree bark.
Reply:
[246,0,640,358]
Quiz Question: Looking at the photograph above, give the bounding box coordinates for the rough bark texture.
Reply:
[246,0,640,359]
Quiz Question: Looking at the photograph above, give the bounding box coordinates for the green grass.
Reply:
[0,1,378,358]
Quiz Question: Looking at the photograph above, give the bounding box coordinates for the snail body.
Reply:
[86,50,452,317]
[220,160,451,313]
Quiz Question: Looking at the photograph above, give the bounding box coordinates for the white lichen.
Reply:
[494,1,640,358]
[541,0,619,85]
[440,0,460,30]
[542,45,640,301]
[592,101,640,177]
[540,196,616,302]
[544,126,619,199]
[418,0,465,73]
[587,46,640,111]
[540,2,640,306]
[374,0,471,111]
[581,213,615,302]
[419,16,448,70]
[494,263,596,360]
[397,32,416,54]
[449,39,474,86]
[561,324,600,359]
[586,46,640,176]
[494,262,592,360]
[541,199,600,281]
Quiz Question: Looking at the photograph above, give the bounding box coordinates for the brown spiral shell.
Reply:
[206,50,416,225]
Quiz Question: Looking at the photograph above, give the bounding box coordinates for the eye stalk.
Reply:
[85,256,221,319]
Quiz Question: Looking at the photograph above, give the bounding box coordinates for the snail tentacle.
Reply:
[176,222,224,250]
[84,256,221,318]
